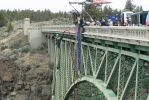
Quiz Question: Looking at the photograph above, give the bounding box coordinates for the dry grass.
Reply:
[16,51,49,68]
[0,60,17,81]
[0,30,28,48]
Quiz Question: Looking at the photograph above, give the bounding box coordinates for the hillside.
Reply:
[0,28,52,100]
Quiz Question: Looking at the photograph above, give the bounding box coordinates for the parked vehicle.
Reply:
[131,11,149,26]
[121,11,134,26]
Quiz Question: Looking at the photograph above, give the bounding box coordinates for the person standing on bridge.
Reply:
[80,17,85,33]
[71,10,85,33]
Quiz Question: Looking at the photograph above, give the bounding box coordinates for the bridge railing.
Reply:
[40,25,149,41]
[85,26,149,41]
[41,25,76,33]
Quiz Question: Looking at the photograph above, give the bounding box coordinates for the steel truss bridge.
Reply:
[28,25,149,100]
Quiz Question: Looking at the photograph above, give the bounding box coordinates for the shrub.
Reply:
[6,22,13,32]
[9,41,21,49]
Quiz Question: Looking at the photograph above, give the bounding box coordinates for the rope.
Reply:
[77,24,81,72]
[57,27,81,99]
[62,29,79,100]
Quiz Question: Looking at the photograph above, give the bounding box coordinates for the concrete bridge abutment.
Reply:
[24,18,30,36]
[28,27,45,49]
[24,18,46,49]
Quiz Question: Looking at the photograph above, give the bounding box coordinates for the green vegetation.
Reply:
[6,22,13,32]
[124,0,143,12]
[124,0,134,11]
[83,1,143,21]
[0,9,72,27]
[0,12,7,27]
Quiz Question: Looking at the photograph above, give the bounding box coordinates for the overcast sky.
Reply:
[0,0,148,12]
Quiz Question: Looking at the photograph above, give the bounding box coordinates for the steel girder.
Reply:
[63,77,117,100]
[50,36,149,100]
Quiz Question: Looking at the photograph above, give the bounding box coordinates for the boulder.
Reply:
[9,54,17,60]
[15,81,24,90]
[15,94,28,100]
[24,85,30,90]
[28,95,41,100]
[2,72,13,82]
[41,85,51,96]
[10,91,17,96]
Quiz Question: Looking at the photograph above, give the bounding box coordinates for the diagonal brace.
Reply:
[95,52,106,78]
[88,46,95,76]
[81,46,87,75]
[119,59,137,100]
[106,53,121,87]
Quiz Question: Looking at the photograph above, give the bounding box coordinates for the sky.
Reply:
[0,0,149,12]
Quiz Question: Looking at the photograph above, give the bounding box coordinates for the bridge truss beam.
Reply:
[48,34,149,100]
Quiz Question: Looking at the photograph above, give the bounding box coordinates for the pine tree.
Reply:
[0,13,7,27]
[6,22,13,32]
[83,4,100,21]
[124,0,134,11]
[133,6,143,12]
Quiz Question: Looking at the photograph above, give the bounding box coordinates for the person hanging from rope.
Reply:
[56,33,64,48]
[56,32,64,69]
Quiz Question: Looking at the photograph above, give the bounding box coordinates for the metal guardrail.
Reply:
[85,26,149,40]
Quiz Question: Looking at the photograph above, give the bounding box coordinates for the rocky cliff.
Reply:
[0,29,52,100]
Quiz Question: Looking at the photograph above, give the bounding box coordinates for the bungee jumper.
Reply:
[56,33,64,48]
[55,31,64,69]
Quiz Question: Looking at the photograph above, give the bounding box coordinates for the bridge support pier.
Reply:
[48,35,55,65]
[29,27,44,49]
[48,35,51,55]
[47,34,56,69]
[24,18,47,49]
